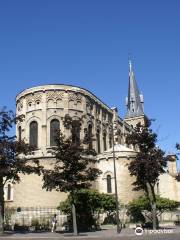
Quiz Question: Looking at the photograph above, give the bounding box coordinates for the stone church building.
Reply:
[5,62,180,211]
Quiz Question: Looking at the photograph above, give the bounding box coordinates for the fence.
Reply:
[4,206,180,230]
[5,206,67,229]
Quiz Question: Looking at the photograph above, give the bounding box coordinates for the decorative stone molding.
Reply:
[86,97,93,114]
[16,84,131,159]
[46,90,64,101]
[17,100,23,112]
[68,92,82,102]
[96,120,101,131]
[86,114,94,125]
[102,120,109,132]
[102,171,114,179]
[102,111,107,121]
[108,124,113,134]
[26,92,42,106]
[102,126,107,134]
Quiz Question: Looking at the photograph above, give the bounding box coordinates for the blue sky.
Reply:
[0,0,180,156]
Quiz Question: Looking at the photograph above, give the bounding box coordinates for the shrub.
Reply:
[59,189,117,231]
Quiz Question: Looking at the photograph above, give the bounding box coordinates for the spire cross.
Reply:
[128,53,132,72]
[129,60,132,72]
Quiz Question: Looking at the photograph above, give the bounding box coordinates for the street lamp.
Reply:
[112,126,121,234]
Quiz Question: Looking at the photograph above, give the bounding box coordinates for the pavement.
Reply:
[0,226,179,240]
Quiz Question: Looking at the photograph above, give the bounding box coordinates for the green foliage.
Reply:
[42,116,102,233]
[175,144,180,181]
[0,108,42,233]
[31,218,40,230]
[100,193,116,213]
[58,189,116,230]
[126,120,167,193]
[126,120,168,229]
[30,217,51,231]
[127,195,179,223]
[155,196,180,212]
[127,199,147,223]
[176,143,180,150]
[0,108,42,184]
[59,189,116,214]
[59,199,72,215]
[42,116,101,193]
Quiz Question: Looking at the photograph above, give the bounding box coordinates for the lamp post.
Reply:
[112,127,121,234]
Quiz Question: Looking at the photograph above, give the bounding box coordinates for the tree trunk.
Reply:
[151,202,157,230]
[72,203,78,235]
[71,192,78,235]
[146,183,158,230]
[0,178,4,234]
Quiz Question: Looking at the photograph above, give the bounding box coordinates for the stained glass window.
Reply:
[107,175,112,193]
[96,129,101,153]
[18,126,22,141]
[30,121,38,148]
[88,124,93,150]
[72,120,80,145]
[7,184,11,200]
[50,119,60,146]
[103,132,107,151]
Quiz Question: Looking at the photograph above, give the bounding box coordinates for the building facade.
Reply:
[5,62,180,210]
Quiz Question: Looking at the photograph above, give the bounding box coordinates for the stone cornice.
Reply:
[16,84,113,113]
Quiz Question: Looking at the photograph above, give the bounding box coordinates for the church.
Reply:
[5,62,180,212]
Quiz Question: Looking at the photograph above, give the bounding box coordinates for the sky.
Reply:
[0,0,180,157]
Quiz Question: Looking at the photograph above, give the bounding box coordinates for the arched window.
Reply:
[88,124,93,150]
[96,129,101,154]
[103,132,107,151]
[18,126,22,141]
[50,119,60,146]
[109,135,112,148]
[72,120,80,145]
[107,175,112,193]
[29,121,38,148]
[157,182,160,195]
[7,184,11,200]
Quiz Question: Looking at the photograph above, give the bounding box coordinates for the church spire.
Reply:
[125,61,144,119]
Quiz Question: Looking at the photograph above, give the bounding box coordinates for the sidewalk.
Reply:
[0,228,131,239]
[0,226,179,240]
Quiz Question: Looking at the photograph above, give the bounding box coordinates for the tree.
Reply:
[127,196,179,226]
[175,144,180,181]
[0,108,42,234]
[42,116,102,234]
[176,143,180,150]
[100,193,116,214]
[58,189,116,230]
[126,120,168,229]
[100,193,117,225]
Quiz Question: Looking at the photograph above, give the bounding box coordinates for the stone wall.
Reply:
[9,84,135,208]
[96,148,142,204]
[159,173,180,201]
[124,115,145,128]
[6,158,67,208]
[16,84,118,156]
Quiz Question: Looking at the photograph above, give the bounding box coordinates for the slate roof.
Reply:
[125,61,144,118]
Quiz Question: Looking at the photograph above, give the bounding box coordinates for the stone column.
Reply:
[41,92,47,153]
